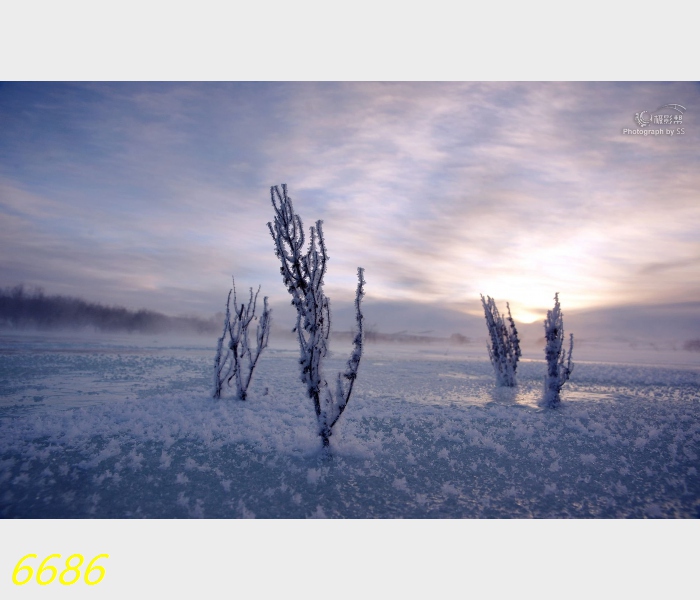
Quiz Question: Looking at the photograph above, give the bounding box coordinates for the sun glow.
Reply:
[510,308,546,324]
[469,232,615,322]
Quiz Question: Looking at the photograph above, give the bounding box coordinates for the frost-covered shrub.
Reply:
[213,280,271,401]
[481,294,521,386]
[268,183,365,449]
[543,292,574,408]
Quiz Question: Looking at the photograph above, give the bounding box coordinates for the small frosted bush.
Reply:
[481,294,521,387]
[543,292,574,408]
[213,280,271,401]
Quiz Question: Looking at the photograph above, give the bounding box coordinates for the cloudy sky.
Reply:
[1,82,698,332]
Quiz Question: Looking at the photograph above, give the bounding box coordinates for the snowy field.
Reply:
[1,330,699,518]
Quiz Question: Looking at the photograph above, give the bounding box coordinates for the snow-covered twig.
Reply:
[268,183,365,448]
[327,267,365,435]
[213,288,233,399]
[481,295,521,387]
[213,278,271,401]
[543,292,574,408]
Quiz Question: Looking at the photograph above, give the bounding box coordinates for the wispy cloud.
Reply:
[1,82,698,326]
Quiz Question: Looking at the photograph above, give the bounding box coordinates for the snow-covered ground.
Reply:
[1,330,698,518]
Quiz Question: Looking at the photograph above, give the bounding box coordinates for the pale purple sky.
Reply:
[1,82,698,327]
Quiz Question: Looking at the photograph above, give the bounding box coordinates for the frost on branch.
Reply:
[543,292,574,408]
[481,294,521,387]
[268,183,365,449]
[213,279,271,401]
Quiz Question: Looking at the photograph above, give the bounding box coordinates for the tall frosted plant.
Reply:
[213,279,271,401]
[543,292,574,408]
[268,184,365,449]
[481,294,521,386]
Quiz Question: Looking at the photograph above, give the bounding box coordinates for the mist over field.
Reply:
[3,284,699,363]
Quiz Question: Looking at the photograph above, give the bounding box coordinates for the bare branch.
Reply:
[268,184,365,449]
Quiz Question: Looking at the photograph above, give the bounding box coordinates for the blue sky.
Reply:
[1,82,698,330]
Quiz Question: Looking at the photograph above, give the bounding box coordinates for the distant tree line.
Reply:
[684,339,700,352]
[0,285,219,335]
